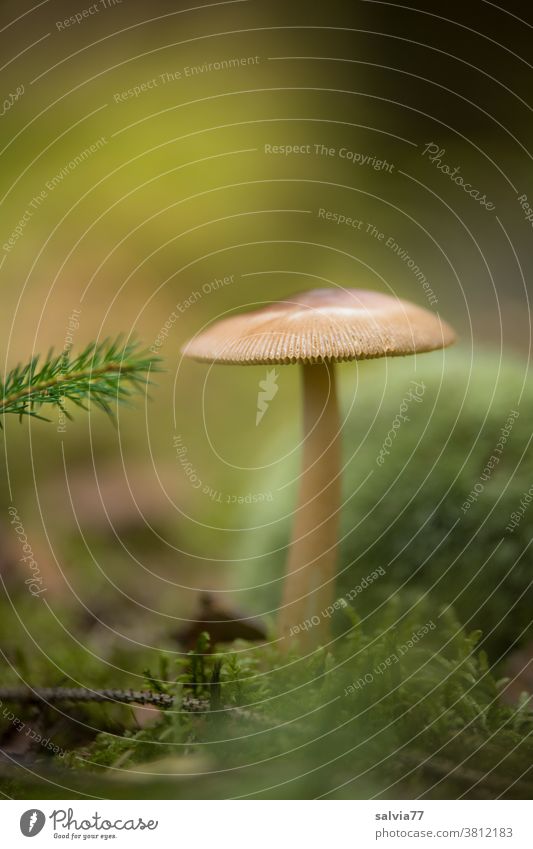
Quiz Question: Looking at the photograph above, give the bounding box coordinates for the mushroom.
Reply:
[174,592,268,649]
[182,289,456,651]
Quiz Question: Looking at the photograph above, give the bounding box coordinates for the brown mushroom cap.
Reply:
[182,288,456,365]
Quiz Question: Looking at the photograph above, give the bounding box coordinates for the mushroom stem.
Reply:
[279,361,341,650]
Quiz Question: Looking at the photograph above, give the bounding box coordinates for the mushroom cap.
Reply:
[181,288,457,365]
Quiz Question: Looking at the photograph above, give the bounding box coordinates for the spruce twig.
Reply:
[0,337,160,425]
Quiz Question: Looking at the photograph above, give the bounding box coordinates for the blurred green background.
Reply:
[1,0,532,798]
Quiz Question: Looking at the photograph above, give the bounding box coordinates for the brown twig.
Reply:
[0,687,177,710]
[0,686,267,723]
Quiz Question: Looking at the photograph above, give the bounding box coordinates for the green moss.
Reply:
[4,597,532,799]
[246,350,533,659]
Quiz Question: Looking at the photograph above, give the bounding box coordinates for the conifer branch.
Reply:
[0,337,160,425]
